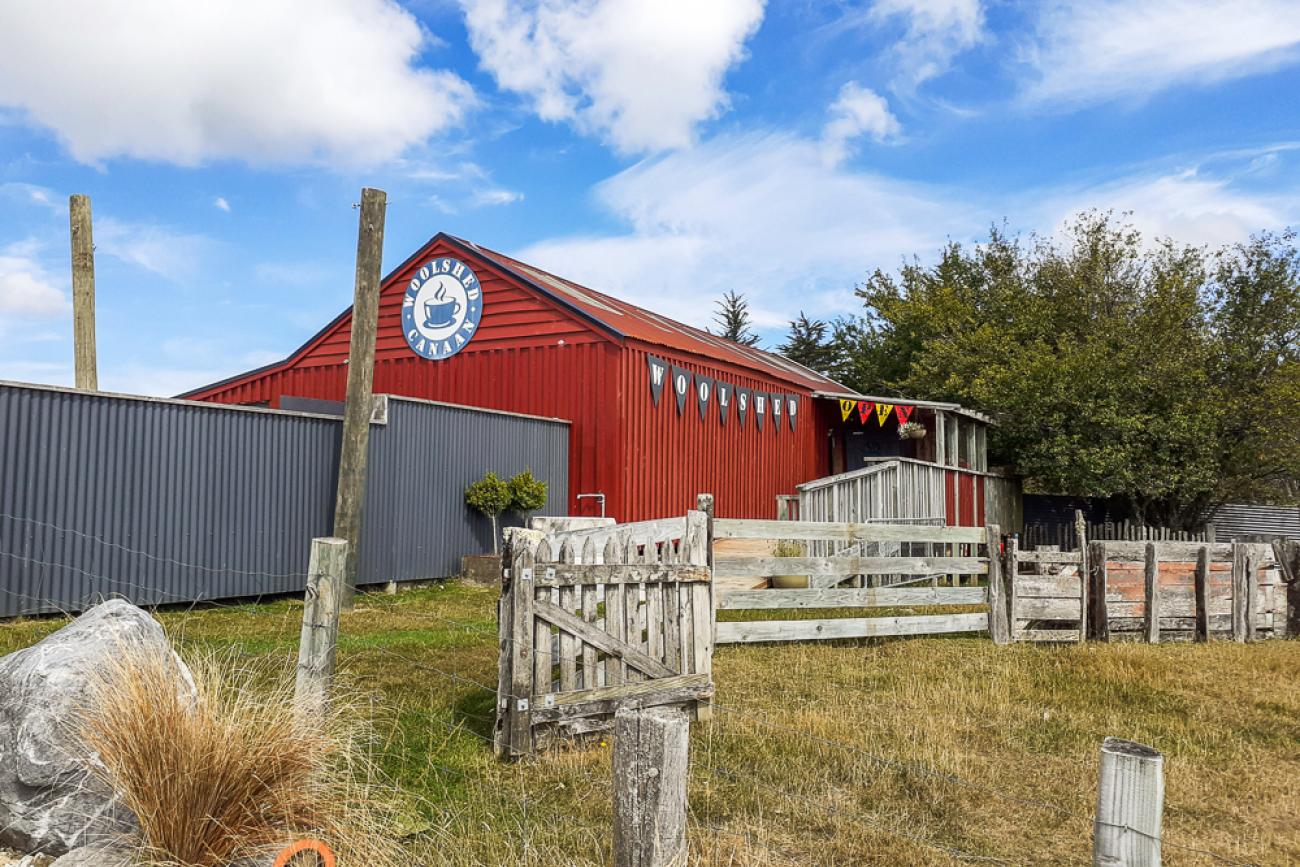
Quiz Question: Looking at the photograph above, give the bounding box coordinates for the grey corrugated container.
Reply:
[0,382,567,617]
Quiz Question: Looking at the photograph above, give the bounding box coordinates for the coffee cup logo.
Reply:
[402,256,484,361]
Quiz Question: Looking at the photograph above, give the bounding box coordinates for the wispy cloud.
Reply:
[95,219,214,282]
[1021,0,1300,107]
[214,196,231,212]
[821,82,901,165]
[0,241,69,318]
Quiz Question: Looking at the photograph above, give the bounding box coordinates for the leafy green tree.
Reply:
[838,212,1300,528]
[508,469,548,523]
[711,290,760,346]
[465,471,512,553]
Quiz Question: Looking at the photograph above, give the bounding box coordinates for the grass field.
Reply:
[2,582,1297,865]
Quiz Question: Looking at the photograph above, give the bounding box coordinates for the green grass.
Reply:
[3,582,1297,865]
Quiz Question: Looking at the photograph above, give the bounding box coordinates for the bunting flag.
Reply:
[857,400,874,424]
[875,402,895,425]
[895,404,915,424]
[695,375,714,421]
[647,356,668,406]
[840,399,855,422]
[671,366,692,415]
[754,392,766,431]
[787,395,798,432]
[736,387,752,427]
[716,382,732,425]
[770,392,782,433]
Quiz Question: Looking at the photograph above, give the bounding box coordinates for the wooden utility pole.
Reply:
[613,705,690,867]
[69,195,98,390]
[295,537,347,716]
[333,188,387,608]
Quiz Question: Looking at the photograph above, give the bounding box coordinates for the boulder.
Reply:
[49,846,130,867]
[0,600,190,856]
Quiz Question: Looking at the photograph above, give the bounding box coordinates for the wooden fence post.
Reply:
[1089,541,1109,642]
[985,524,1009,645]
[613,705,689,867]
[334,187,387,609]
[295,537,347,715]
[69,194,98,391]
[1271,538,1300,639]
[1193,546,1210,642]
[507,535,537,757]
[1076,510,1089,643]
[690,496,714,723]
[1005,534,1019,641]
[1231,543,1248,643]
[1143,542,1160,644]
[1094,737,1164,867]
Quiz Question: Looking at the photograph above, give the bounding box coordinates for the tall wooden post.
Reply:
[295,537,347,716]
[613,705,690,867]
[1076,510,1089,643]
[691,494,714,723]
[333,187,387,608]
[1005,534,1019,641]
[1088,541,1109,642]
[1094,738,1164,867]
[69,195,98,391]
[1271,538,1300,638]
[985,524,1009,645]
[1143,542,1160,644]
[1193,546,1210,642]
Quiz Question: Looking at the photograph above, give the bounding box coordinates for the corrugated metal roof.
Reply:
[445,235,855,394]
[1207,503,1300,540]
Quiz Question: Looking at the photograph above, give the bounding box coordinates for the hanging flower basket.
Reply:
[898,421,927,440]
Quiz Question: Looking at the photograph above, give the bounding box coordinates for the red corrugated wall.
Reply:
[188,237,836,521]
[618,343,829,521]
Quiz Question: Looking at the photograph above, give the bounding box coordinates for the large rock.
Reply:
[0,600,190,856]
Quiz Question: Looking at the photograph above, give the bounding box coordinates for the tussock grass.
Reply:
[73,647,405,867]
[4,583,1297,865]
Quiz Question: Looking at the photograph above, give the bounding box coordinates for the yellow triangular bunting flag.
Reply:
[840,399,855,422]
[875,403,895,425]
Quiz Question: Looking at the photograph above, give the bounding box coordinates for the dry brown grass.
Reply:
[73,647,405,867]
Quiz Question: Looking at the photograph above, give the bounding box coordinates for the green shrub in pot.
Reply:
[770,539,809,589]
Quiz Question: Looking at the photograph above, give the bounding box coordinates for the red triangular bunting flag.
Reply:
[857,401,873,424]
[839,399,855,422]
[875,403,895,425]
[895,405,914,424]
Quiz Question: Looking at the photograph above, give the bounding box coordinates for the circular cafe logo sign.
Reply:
[401,257,483,361]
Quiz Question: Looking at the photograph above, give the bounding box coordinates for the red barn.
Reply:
[183,233,994,522]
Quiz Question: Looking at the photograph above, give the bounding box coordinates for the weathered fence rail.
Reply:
[712,519,998,644]
[494,511,715,758]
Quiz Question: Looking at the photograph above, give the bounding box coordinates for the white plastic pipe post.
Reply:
[1094,737,1164,867]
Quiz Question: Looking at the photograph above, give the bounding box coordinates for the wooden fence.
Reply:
[1022,520,1208,551]
[494,511,715,758]
[711,519,999,644]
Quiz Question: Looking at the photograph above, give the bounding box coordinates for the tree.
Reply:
[837,212,1300,528]
[711,290,760,346]
[508,469,548,524]
[778,313,838,375]
[465,472,512,554]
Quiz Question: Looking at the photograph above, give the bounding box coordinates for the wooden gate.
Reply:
[494,511,715,758]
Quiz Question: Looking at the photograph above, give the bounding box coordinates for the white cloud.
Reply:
[513,137,1300,335]
[460,0,765,153]
[214,197,231,213]
[95,220,214,282]
[822,82,901,165]
[1023,0,1300,106]
[516,130,985,330]
[857,0,984,87]
[0,246,69,318]
[1033,168,1299,248]
[471,188,525,207]
[0,0,475,167]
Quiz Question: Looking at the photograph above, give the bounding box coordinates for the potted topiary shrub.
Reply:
[465,471,512,554]
[770,539,809,589]
[508,468,548,527]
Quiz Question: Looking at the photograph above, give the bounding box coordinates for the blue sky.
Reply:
[1,0,1298,396]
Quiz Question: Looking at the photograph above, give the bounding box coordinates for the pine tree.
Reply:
[711,290,760,346]
[779,312,838,375]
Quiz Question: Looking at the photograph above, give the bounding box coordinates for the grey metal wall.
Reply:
[1207,503,1300,541]
[359,397,569,582]
[0,383,568,617]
